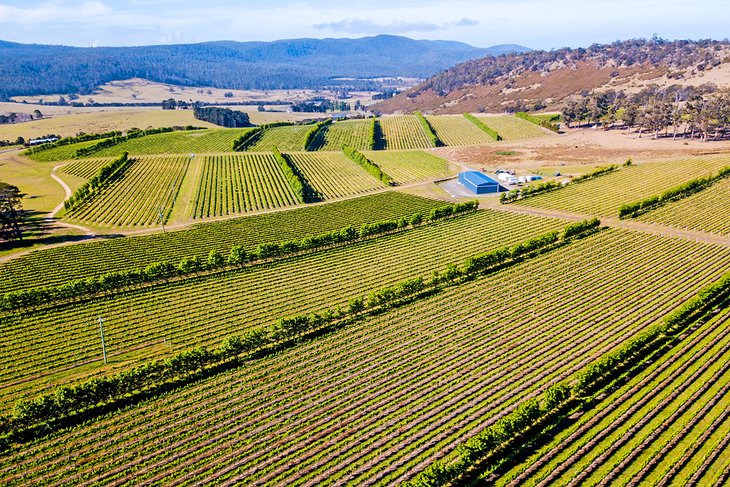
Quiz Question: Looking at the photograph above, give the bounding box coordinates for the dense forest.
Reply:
[0,37,528,99]
[409,37,730,97]
[192,107,252,128]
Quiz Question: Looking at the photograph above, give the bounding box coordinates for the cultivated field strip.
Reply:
[26,140,102,162]
[364,150,453,184]
[499,305,730,487]
[91,129,250,156]
[2,230,729,485]
[638,176,730,236]
[287,152,384,198]
[0,211,566,406]
[244,125,312,152]
[518,155,730,216]
[0,193,444,292]
[65,155,190,227]
[191,153,299,218]
[426,115,497,146]
[477,115,552,140]
[59,157,114,179]
[311,119,373,151]
[379,115,433,150]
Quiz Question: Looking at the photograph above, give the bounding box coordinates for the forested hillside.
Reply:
[0,37,528,98]
[374,38,730,114]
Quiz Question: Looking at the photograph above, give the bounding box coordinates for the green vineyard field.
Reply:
[638,176,730,235]
[499,305,730,486]
[379,115,433,150]
[2,229,729,485]
[191,153,299,218]
[0,192,444,292]
[517,155,730,216]
[310,119,373,151]
[64,155,190,227]
[478,115,553,140]
[244,125,312,152]
[364,150,454,184]
[426,115,497,146]
[287,152,384,198]
[0,210,566,409]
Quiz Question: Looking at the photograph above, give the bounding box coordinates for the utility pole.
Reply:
[98,316,107,364]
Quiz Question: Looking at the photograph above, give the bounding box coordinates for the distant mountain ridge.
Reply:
[373,38,730,114]
[0,36,531,98]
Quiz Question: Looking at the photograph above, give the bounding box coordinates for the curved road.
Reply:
[47,164,95,236]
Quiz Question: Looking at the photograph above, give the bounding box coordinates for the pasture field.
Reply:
[499,304,730,487]
[191,153,300,219]
[426,114,497,146]
[364,150,454,184]
[309,118,373,151]
[0,210,567,409]
[2,229,729,485]
[638,176,730,235]
[477,114,553,140]
[287,152,384,198]
[243,124,312,152]
[63,155,190,227]
[379,115,433,150]
[0,192,443,292]
[517,155,730,216]
[0,108,218,140]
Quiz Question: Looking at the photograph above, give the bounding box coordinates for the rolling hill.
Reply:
[373,37,730,114]
[0,36,529,99]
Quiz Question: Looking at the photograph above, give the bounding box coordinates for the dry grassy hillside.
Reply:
[375,38,730,114]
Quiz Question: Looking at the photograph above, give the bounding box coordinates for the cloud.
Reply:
[314,17,478,35]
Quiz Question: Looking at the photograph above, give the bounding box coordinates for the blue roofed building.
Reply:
[458,171,501,194]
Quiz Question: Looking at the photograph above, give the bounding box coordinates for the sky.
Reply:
[0,0,728,50]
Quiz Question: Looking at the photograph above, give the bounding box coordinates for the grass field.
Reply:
[517,155,730,216]
[498,304,730,486]
[0,192,444,292]
[364,150,455,184]
[2,228,729,485]
[379,115,433,150]
[191,153,300,218]
[244,124,313,152]
[0,108,218,140]
[309,119,373,151]
[287,151,385,198]
[426,115,498,146]
[637,176,730,235]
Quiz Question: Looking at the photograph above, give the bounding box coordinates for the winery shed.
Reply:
[458,171,500,194]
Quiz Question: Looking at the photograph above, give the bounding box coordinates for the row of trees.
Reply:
[562,85,730,140]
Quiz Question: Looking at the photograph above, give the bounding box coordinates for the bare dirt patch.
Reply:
[435,127,730,171]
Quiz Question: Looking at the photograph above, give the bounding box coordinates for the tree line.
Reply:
[192,106,253,128]
[562,85,730,140]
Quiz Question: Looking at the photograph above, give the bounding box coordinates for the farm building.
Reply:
[458,171,501,194]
